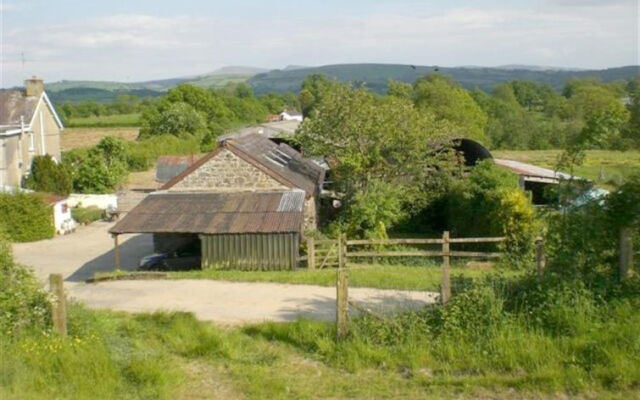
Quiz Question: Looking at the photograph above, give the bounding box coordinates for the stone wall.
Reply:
[169,149,288,192]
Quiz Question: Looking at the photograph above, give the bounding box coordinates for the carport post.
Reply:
[113,234,121,270]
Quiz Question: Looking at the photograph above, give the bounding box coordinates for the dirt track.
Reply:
[13,222,437,324]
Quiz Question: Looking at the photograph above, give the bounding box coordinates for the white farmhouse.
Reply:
[279,109,303,122]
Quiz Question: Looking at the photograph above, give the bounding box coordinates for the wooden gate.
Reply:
[306,238,340,269]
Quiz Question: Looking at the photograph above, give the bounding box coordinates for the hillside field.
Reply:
[492,150,640,188]
[61,127,139,150]
[66,113,141,128]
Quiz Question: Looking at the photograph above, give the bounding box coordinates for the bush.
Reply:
[62,138,129,194]
[71,206,105,224]
[0,192,54,242]
[0,227,50,335]
[445,161,539,266]
[125,134,201,172]
[436,285,505,339]
[546,173,640,283]
[24,155,72,196]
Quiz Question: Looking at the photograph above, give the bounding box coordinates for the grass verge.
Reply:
[162,262,520,291]
[2,297,638,400]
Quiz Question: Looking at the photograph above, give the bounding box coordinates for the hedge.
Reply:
[71,206,105,225]
[0,192,55,242]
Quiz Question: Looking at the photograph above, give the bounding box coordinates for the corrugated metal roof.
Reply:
[494,158,576,181]
[109,191,304,235]
[227,134,325,196]
[155,155,203,183]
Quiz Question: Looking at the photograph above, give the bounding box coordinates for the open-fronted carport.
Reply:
[109,190,305,271]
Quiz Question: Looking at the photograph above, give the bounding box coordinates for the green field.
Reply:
[493,149,640,188]
[66,113,141,128]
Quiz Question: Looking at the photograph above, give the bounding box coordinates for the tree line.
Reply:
[55,83,299,127]
[300,73,640,151]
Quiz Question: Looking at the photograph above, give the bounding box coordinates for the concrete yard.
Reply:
[13,221,437,325]
[72,280,437,325]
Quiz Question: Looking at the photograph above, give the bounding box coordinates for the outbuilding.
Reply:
[109,190,305,270]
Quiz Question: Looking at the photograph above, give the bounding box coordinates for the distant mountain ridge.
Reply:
[249,63,640,94]
[43,64,639,103]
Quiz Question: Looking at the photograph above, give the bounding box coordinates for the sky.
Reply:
[0,0,638,87]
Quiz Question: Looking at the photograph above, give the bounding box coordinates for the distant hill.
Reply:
[45,66,269,102]
[249,64,640,94]
[208,66,269,75]
[43,64,639,103]
[47,88,165,104]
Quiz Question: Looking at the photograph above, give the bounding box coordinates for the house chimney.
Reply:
[25,76,44,97]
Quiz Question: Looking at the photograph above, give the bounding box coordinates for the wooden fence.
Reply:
[312,232,509,339]
[327,228,635,339]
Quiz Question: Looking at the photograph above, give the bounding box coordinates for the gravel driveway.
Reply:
[13,222,438,324]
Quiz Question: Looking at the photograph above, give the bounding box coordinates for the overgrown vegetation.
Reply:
[138,84,297,149]
[0,192,54,242]
[62,135,200,193]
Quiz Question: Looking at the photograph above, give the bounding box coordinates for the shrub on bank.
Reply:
[0,192,54,242]
[0,227,50,336]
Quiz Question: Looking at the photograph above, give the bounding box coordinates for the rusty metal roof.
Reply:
[109,190,304,235]
[155,155,203,183]
[226,134,325,196]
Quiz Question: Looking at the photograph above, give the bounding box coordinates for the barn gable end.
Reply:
[168,148,289,192]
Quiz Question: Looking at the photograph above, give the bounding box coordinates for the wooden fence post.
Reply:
[307,237,315,270]
[619,227,633,281]
[535,237,546,279]
[336,234,349,339]
[441,231,451,305]
[49,274,67,337]
[113,234,121,270]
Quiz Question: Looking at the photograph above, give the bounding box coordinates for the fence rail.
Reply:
[308,232,509,340]
[308,232,506,269]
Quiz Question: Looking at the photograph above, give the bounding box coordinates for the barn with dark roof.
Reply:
[110,134,326,270]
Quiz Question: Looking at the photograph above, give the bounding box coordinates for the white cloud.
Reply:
[0,2,19,12]
[0,2,637,87]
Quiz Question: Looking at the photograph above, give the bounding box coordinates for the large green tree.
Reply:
[412,74,489,144]
[298,74,334,118]
[25,155,72,196]
[297,83,458,237]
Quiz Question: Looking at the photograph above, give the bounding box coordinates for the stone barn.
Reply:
[109,134,325,270]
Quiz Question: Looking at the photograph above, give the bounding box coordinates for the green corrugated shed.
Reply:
[200,233,300,270]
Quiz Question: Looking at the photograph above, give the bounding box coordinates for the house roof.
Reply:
[281,109,302,117]
[0,90,64,134]
[162,134,325,197]
[155,155,203,183]
[218,120,301,141]
[109,190,305,235]
[0,90,39,130]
